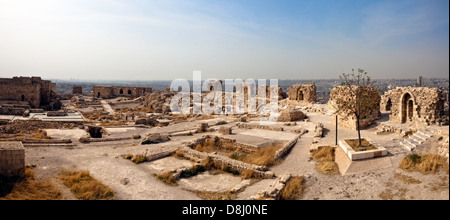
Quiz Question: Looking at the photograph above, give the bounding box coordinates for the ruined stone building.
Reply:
[380,87,445,126]
[93,86,152,99]
[328,85,381,130]
[0,77,61,114]
[73,86,83,95]
[287,83,316,104]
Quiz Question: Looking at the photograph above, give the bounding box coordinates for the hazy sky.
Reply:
[0,0,448,80]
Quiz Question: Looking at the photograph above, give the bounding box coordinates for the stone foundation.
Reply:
[0,142,25,178]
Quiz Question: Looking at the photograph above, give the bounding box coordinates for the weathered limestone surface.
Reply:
[287,83,316,104]
[381,87,444,126]
[0,142,25,178]
[278,109,305,122]
[328,86,381,130]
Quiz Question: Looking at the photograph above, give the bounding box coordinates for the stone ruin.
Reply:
[94,86,152,99]
[328,85,381,130]
[277,109,306,122]
[287,83,316,104]
[73,86,83,95]
[0,76,61,113]
[0,142,25,178]
[380,87,445,126]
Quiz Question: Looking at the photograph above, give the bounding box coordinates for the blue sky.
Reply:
[0,0,448,80]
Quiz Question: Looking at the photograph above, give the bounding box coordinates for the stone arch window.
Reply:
[401,93,414,123]
[128,89,132,95]
[21,95,25,101]
[97,92,101,98]
[120,89,124,94]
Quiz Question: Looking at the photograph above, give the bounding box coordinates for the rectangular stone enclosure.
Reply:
[0,142,25,178]
[338,139,387,161]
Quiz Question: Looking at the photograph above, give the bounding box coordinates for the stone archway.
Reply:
[128,89,132,95]
[401,93,414,123]
[297,90,304,101]
[120,89,124,95]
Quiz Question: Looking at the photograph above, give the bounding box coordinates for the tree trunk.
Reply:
[356,115,362,146]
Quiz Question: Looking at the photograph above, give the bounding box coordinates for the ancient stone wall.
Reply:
[287,83,316,104]
[93,86,152,99]
[0,77,57,109]
[0,142,25,178]
[328,85,381,130]
[380,87,444,126]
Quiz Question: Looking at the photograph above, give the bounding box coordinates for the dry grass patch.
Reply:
[154,171,178,186]
[346,139,377,152]
[58,170,114,200]
[400,154,449,175]
[395,173,422,184]
[239,145,283,167]
[0,169,62,200]
[280,176,305,200]
[311,147,340,175]
[122,153,148,164]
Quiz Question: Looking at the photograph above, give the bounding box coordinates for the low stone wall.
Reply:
[237,123,284,131]
[0,142,25,178]
[273,134,301,160]
[187,135,260,154]
[80,136,132,143]
[250,174,292,200]
[177,146,274,179]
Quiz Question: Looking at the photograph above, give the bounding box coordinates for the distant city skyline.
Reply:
[0,0,448,81]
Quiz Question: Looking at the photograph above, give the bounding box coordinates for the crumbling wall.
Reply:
[328,86,381,130]
[381,87,444,126]
[287,83,316,104]
[277,109,305,122]
[0,142,25,178]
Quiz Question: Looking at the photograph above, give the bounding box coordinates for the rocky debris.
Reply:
[196,123,209,133]
[277,109,305,122]
[239,116,247,122]
[314,123,324,138]
[142,133,171,144]
[120,178,130,185]
[219,126,232,135]
[135,117,158,126]
[0,120,78,134]
[142,91,176,114]
[250,174,292,200]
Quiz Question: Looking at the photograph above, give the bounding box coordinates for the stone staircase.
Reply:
[400,130,433,151]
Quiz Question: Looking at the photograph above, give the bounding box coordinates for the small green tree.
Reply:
[335,68,377,146]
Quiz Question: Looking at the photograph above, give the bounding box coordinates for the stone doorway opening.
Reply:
[401,93,414,123]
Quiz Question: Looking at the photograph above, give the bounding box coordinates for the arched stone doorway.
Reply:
[297,90,304,101]
[128,89,132,95]
[401,93,414,123]
[120,89,124,95]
